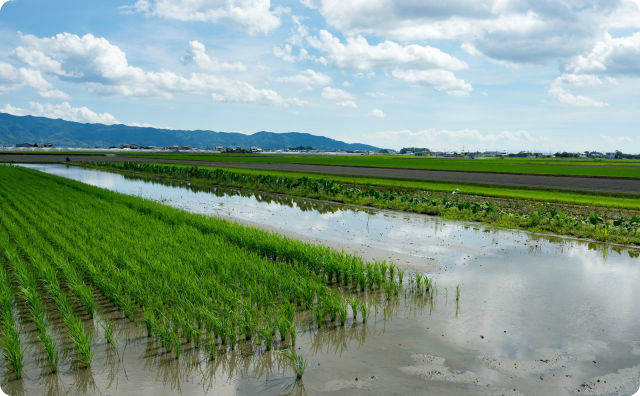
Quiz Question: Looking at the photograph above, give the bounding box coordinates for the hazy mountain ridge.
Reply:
[0,113,380,151]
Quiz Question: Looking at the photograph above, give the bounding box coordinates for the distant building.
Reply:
[250,146,262,153]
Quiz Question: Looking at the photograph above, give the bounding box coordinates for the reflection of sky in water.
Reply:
[19,163,640,370]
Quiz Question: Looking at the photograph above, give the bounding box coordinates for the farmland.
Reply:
[0,165,418,388]
[120,153,640,179]
[2,163,640,394]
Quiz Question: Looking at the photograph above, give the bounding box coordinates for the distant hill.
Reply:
[0,113,380,151]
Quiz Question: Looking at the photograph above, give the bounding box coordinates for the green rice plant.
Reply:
[260,325,274,351]
[67,315,94,367]
[288,322,297,346]
[1,323,23,379]
[101,320,117,347]
[278,317,290,342]
[350,299,359,320]
[456,284,460,302]
[144,309,157,337]
[40,330,59,373]
[207,338,216,361]
[280,350,308,380]
[360,303,370,323]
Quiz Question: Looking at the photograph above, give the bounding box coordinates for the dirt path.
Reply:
[2,153,640,194]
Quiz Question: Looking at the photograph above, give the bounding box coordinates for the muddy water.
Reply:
[2,163,639,395]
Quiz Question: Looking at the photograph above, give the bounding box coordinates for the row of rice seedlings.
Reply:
[1,244,59,373]
[0,212,94,367]
[0,258,23,379]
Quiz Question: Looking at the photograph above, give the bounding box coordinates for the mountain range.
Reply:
[0,113,380,151]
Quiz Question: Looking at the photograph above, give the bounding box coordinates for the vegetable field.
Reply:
[0,165,411,382]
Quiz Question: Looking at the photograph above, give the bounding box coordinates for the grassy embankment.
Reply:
[86,162,640,246]
[0,165,427,380]
[120,153,640,178]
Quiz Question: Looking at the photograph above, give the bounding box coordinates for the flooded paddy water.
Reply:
[4,163,640,395]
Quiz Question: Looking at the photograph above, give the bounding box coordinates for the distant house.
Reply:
[605,152,616,159]
[43,142,54,148]
[250,146,262,153]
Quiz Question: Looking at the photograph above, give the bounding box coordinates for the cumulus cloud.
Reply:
[181,40,245,72]
[372,128,548,151]
[392,69,472,96]
[276,69,330,86]
[123,0,281,34]
[371,108,385,118]
[565,32,640,76]
[10,32,302,106]
[303,0,640,64]
[548,73,607,107]
[321,86,353,100]
[307,30,467,71]
[1,101,119,124]
[0,61,69,98]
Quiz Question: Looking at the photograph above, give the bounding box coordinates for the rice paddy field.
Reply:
[1,163,639,395]
[121,153,640,179]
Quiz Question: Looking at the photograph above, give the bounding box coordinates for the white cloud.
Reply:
[392,69,472,96]
[11,32,301,106]
[371,108,385,118]
[565,32,640,76]
[273,43,326,64]
[1,101,119,124]
[0,0,11,10]
[38,89,71,100]
[321,86,353,100]
[372,128,548,151]
[0,61,67,98]
[307,30,467,71]
[124,0,281,34]
[341,81,350,87]
[276,69,331,86]
[181,40,245,72]
[548,74,607,107]
[305,1,640,64]
[337,100,357,108]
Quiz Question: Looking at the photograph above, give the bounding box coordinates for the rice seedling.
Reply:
[1,323,23,379]
[350,299,359,320]
[456,284,460,302]
[360,303,370,323]
[280,350,308,380]
[101,320,117,348]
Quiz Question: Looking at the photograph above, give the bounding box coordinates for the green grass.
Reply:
[0,164,412,377]
[120,153,640,178]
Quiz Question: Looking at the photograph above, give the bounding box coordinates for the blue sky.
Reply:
[0,0,639,152]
